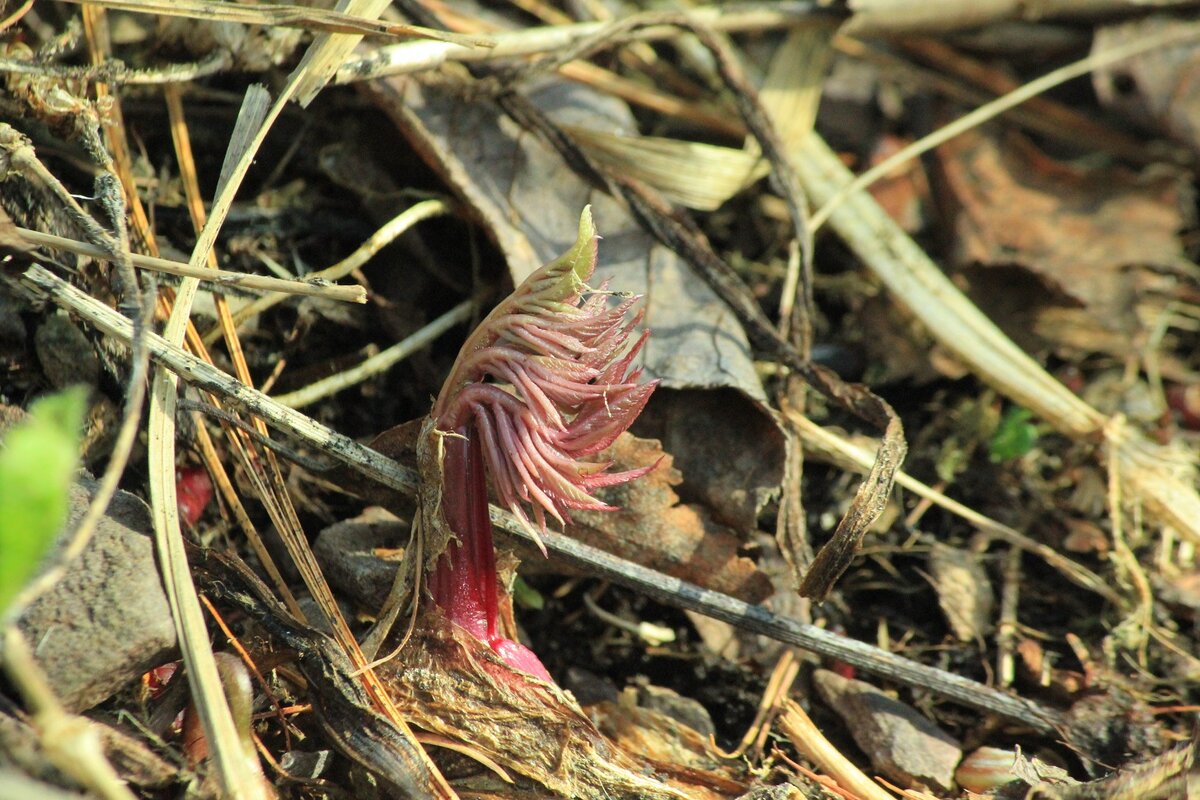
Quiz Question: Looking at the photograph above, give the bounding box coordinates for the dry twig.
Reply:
[16,227,367,303]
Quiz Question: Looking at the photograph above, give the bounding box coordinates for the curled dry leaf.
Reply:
[570,433,772,604]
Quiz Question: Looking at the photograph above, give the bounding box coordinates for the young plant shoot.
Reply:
[417,207,657,682]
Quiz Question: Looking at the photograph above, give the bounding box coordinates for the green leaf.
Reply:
[0,386,87,618]
[989,406,1038,463]
[512,574,545,611]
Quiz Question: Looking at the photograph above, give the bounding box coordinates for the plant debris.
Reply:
[3,2,1200,799]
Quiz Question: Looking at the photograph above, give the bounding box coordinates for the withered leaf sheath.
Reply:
[417,207,658,680]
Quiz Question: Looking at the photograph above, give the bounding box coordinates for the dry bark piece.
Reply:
[928,542,994,642]
[812,668,963,793]
[7,478,176,712]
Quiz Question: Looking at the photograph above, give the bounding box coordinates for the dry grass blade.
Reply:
[758,22,835,338]
[717,650,800,760]
[147,84,273,800]
[164,83,304,616]
[214,197,451,344]
[289,0,395,108]
[563,125,763,211]
[22,265,419,493]
[842,0,1200,35]
[2,12,260,791]
[144,12,457,792]
[272,297,478,409]
[335,1,826,82]
[15,226,366,302]
[795,132,1200,544]
[58,0,492,45]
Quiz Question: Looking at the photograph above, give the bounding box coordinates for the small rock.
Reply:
[10,478,176,712]
[34,314,99,390]
[313,506,408,609]
[813,668,963,793]
[636,683,716,738]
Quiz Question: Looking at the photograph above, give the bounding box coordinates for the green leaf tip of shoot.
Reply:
[0,385,87,618]
[543,205,598,302]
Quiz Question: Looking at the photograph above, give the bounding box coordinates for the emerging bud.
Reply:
[424,207,658,680]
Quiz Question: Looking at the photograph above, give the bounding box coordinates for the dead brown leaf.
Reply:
[938,129,1189,333]
[571,434,773,605]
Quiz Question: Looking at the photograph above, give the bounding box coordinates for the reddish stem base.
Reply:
[430,426,552,683]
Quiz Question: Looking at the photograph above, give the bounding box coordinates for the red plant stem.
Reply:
[431,425,497,643]
[430,424,554,682]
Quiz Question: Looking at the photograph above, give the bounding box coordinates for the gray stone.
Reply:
[813,668,963,793]
[34,314,99,390]
[12,478,176,712]
[636,683,716,738]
